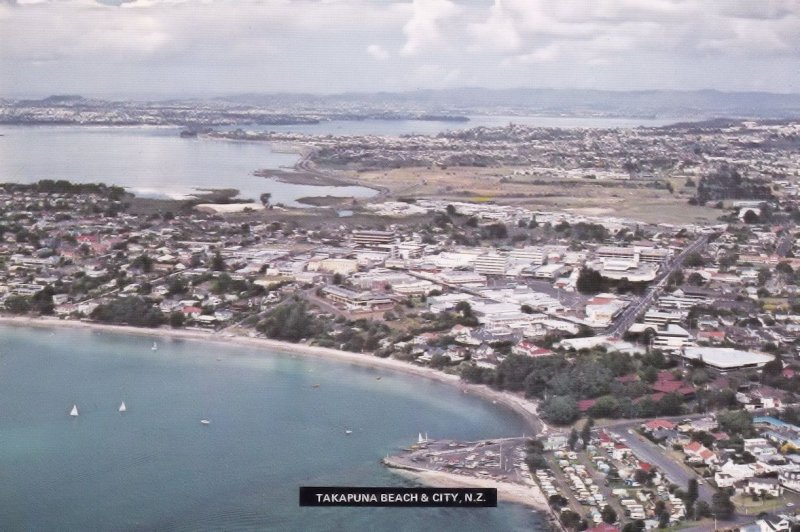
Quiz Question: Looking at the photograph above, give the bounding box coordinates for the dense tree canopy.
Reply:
[91,297,165,327]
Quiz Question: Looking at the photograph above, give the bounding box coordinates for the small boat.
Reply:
[200,419,210,425]
[345,429,353,435]
[375,376,382,380]
[151,342,158,351]
[70,405,79,417]
[312,384,320,388]
[119,401,127,413]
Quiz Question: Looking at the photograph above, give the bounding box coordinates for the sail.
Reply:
[70,405,79,417]
[418,432,423,444]
[119,401,127,412]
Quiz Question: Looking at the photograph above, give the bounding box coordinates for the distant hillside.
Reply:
[218,88,800,119]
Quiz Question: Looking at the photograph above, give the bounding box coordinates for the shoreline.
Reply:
[382,457,550,511]
[0,315,545,434]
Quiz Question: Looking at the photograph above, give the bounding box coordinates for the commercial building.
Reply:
[352,230,394,246]
[474,254,507,276]
[509,247,546,265]
[320,286,393,311]
[596,246,670,264]
[680,347,775,371]
[652,324,694,352]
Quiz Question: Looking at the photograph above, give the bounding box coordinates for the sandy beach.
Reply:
[0,315,546,434]
[383,457,550,510]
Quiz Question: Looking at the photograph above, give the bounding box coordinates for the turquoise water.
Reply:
[0,325,543,531]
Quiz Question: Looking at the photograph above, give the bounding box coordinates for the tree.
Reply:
[695,500,712,519]
[429,353,451,369]
[622,520,645,532]
[169,311,185,328]
[711,491,735,520]
[580,417,594,446]
[211,250,226,271]
[332,273,343,285]
[454,300,473,318]
[90,297,165,328]
[541,395,579,425]
[31,286,55,315]
[687,478,699,504]
[758,267,772,286]
[588,395,620,419]
[560,510,582,530]
[4,294,31,314]
[717,409,753,436]
[481,223,508,240]
[601,505,617,524]
[568,428,579,450]
[259,192,272,206]
[668,269,685,287]
[743,209,759,224]
[684,252,705,268]
[658,511,670,529]
[633,468,651,486]
[777,261,794,275]
[687,272,705,286]
[167,276,188,296]
[576,268,605,294]
[762,356,783,378]
[131,253,153,273]
[658,393,685,416]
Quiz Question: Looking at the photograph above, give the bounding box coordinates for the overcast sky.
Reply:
[1,0,799,98]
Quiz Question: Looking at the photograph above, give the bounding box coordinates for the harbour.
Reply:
[0,323,542,530]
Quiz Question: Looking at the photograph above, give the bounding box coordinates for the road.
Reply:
[606,233,711,337]
[605,421,715,502]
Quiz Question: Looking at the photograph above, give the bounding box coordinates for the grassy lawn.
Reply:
[733,493,791,513]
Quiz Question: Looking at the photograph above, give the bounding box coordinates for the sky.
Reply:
[1,0,799,98]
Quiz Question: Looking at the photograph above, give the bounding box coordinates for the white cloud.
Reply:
[0,0,799,95]
[467,0,520,53]
[400,0,459,56]
[367,44,389,61]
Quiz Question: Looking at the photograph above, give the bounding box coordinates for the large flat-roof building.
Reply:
[320,286,393,311]
[596,246,670,264]
[680,347,774,372]
[352,230,394,247]
[474,254,507,276]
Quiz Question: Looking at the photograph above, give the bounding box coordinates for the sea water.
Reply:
[0,325,546,531]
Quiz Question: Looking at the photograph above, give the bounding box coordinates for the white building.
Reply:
[680,347,775,371]
[652,324,694,352]
[474,254,507,276]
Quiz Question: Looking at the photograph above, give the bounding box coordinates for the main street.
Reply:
[607,233,711,337]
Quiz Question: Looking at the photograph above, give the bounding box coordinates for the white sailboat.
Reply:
[118,401,127,413]
[418,432,424,444]
[70,405,79,417]
[151,342,158,351]
[200,419,210,425]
